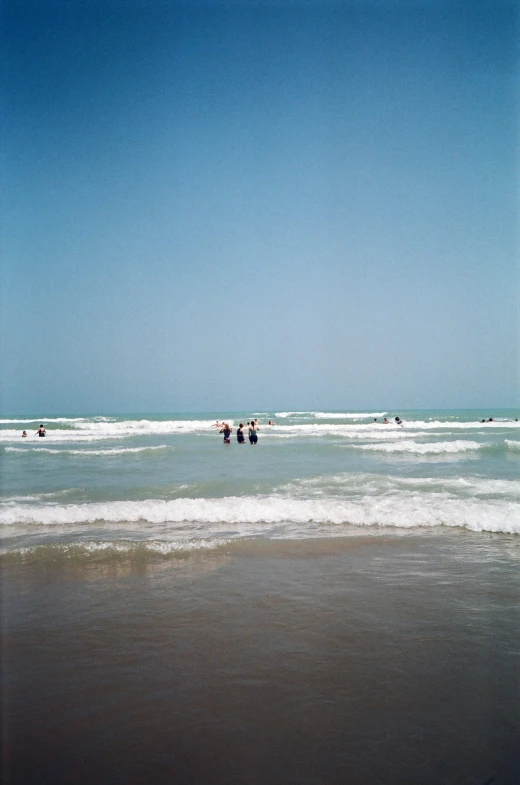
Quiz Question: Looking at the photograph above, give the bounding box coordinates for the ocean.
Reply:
[1,409,519,784]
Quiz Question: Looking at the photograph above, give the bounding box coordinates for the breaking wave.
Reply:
[1,493,518,534]
[356,440,482,454]
[5,445,170,456]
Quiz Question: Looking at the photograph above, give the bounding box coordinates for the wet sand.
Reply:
[2,531,519,784]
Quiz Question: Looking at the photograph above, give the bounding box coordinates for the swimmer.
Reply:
[248,420,258,445]
[21,430,27,438]
[236,423,245,443]
[382,417,389,424]
[219,423,232,444]
[268,420,276,426]
[395,416,403,427]
[36,424,46,437]
[373,418,377,423]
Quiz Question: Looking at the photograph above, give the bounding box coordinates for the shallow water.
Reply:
[1,410,519,558]
[2,532,520,784]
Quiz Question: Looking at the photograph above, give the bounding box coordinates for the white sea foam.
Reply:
[505,439,520,450]
[275,411,387,419]
[356,440,482,454]
[2,414,518,444]
[0,431,130,443]
[0,419,218,442]
[0,417,111,424]
[0,538,230,559]
[275,472,520,499]
[386,420,520,430]
[267,425,428,440]
[1,494,518,534]
[312,412,388,419]
[0,489,82,505]
[5,445,170,456]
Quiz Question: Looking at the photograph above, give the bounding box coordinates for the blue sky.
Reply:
[2,0,519,413]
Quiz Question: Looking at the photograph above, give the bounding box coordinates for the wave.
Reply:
[0,419,224,442]
[1,494,518,534]
[505,439,520,450]
[267,426,429,440]
[356,440,482,454]
[5,445,170,456]
[313,412,388,419]
[1,414,518,444]
[0,489,81,503]
[0,538,228,561]
[275,472,520,498]
[384,420,520,430]
[275,411,387,419]
[0,417,105,424]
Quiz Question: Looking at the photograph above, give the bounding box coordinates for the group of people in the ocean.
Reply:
[373,416,403,426]
[215,415,407,443]
[21,425,46,438]
[213,418,276,445]
[21,415,516,442]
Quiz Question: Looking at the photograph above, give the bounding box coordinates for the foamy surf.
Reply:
[274,472,520,498]
[5,445,170,456]
[1,493,518,534]
[2,410,519,556]
[0,538,229,561]
[356,440,483,454]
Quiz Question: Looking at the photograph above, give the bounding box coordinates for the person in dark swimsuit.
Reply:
[36,424,46,437]
[236,424,245,443]
[248,421,258,444]
[220,423,232,444]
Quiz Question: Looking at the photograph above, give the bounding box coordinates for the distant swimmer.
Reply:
[36,424,46,437]
[236,423,245,443]
[488,418,494,422]
[212,421,223,428]
[248,420,258,445]
[21,430,27,438]
[268,420,276,426]
[373,418,378,423]
[395,416,403,427]
[219,423,232,444]
[383,417,389,424]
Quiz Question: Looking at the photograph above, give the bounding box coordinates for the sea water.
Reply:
[1,409,519,552]
[2,410,520,784]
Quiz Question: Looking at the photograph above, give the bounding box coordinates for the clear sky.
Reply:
[2,0,519,414]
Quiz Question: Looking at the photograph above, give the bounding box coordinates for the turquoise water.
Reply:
[1,408,519,558]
